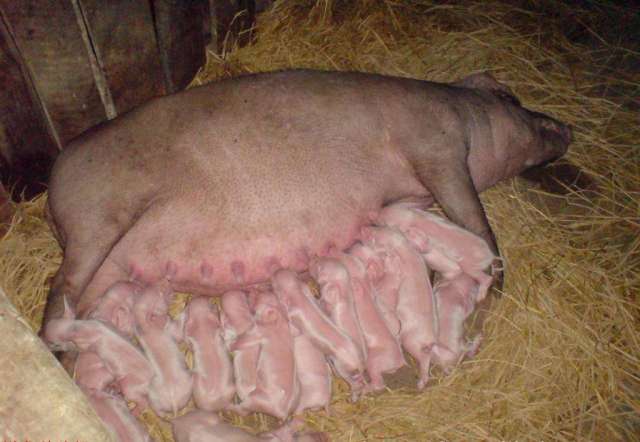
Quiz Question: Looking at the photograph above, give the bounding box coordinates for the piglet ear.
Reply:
[454,72,520,105]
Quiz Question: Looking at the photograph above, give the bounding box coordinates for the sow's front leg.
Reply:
[405,128,502,289]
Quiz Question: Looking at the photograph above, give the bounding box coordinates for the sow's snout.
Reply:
[529,110,572,165]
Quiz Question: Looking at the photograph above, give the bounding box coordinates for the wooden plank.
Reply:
[0,286,116,441]
[153,0,209,93]
[0,12,59,200]
[0,0,106,143]
[79,0,165,115]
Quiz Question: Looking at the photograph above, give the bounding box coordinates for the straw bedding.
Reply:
[1,1,638,440]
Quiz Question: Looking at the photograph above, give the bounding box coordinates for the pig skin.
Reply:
[231,290,300,420]
[172,410,328,442]
[220,290,259,405]
[378,203,496,301]
[44,305,153,410]
[45,70,572,332]
[432,274,483,370]
[362,226,437,389]
[310,258,368,366]
[133,285,193,415]
[88,281,140,338]
[272,269,367,398]
[292,332,332,413]
[184,296,235,411]
[338,251,406,391]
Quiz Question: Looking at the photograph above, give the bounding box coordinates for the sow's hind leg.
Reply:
[43,203,131,332]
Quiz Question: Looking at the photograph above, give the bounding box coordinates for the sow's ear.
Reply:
[454,72,521,106]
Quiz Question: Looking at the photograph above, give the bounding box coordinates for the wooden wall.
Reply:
[0,0,261,200]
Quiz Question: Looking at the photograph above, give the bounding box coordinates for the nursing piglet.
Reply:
[184,296,235,411]
[378,204,496,301]
[293,332,332,413]
[45,301,152,410]
[432,274,482,370]
[339,251,406,391]
[349,243,402,337]
[220,290,258,405]
[362,226,437,389]
[75,352,153,442]
[272,269,366,398]
[133,285,192,415]
[231,290,299,420]
[310,258,368,364]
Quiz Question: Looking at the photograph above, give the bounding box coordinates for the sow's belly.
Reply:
[108,180,414,295]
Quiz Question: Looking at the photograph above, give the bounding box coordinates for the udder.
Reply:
[109,195,381,296]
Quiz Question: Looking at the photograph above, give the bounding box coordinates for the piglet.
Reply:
[432,274,482,370]
[339,251,406,392]
[362,226,437,389]
[45,299,153,410]
[293,332,332,414]
[88,281,140,338]
[377,203,496,301]
[349,243,402,337]
[220,290,259,406]
[75,352,153,442]
[309,257,368,366]
[172,411,328,442]
[272,269,367,398]
[184,296,235,411]
[133,284,192,415]
[231,290,300,420]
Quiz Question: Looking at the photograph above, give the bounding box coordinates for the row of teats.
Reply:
[44,203,496,442]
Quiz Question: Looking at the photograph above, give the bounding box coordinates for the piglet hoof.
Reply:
[416,375,429,391]
[465,334,483,359]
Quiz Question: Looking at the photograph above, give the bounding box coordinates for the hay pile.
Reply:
[1,1,638,440]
